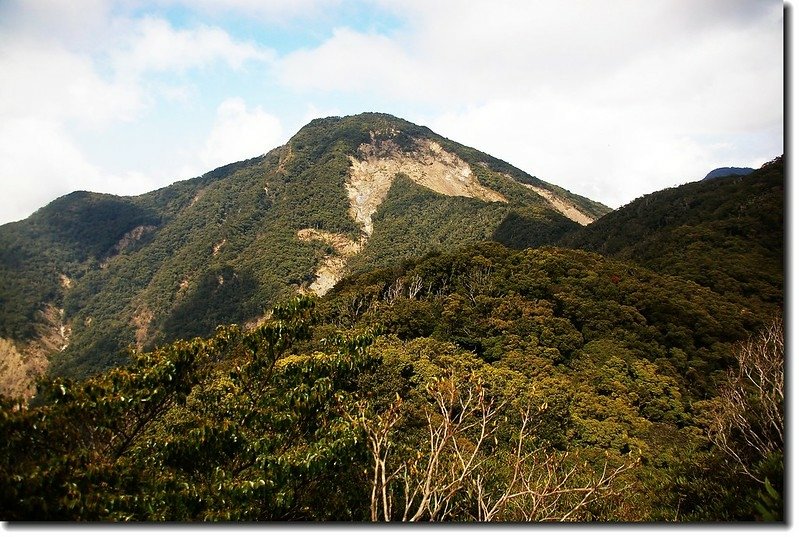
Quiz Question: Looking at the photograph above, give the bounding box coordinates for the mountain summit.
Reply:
[703,166,755,180]
[0,113,609,393]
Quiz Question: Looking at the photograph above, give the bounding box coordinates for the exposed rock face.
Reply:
[346,136,506,235]
[132,306,154,350]
[0,338,46,404]
[521,183,595,226]
[100,224,158,268]
[300,134,509,296]
[0,304,69,403]
[297,228,365,296]
[113,225,157,254]
[297,228,364,257]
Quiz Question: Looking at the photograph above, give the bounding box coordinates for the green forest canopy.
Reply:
[0,242,784,521]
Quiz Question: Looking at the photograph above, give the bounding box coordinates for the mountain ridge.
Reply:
[0,116,784,522]
[0,112,609,392]
[561,156,783,319]
[703,166,755,180]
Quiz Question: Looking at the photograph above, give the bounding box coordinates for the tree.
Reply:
[0,296,379,521]
[351,373,638,521]
[706,316,783,482]
[703,316,784,520]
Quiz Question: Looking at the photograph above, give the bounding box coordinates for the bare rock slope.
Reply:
[304,133,509,295]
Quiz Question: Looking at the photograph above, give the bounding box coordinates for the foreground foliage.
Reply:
[2,297,371,520]
[0,240,783,521]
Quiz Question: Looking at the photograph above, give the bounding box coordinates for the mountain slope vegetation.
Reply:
[561,156,784,319]
[0,113,608,388]
[0,114,783,522]
[0,241,783,521]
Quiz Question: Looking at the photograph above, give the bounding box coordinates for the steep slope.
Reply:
[0,188,197,399]
[0,113,608,388]
[560,156,784,318]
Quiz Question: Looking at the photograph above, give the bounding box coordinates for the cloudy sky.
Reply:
[0,0,784,225]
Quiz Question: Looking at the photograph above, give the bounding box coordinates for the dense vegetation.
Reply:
[0,113,601,382]
[562,157,784,320]
[0,242,783,521]
[348,175,576,272]
[0,192,160,341]
[0,114,783,522]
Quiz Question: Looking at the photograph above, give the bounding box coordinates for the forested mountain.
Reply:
[703,167,755,180]
[561,156,784,320]
[0,113,608,392]
[0,113,784,522]
[0,243,783,521]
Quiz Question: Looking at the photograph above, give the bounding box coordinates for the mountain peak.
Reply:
[703,166,755,180]
[1,112,610,390]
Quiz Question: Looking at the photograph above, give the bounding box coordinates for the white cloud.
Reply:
[0,118,164,223]
[427,95,774,210]
[0,7,273,129]
[155,0,344,20]
[279,28,420,98]
[280,0,783,111]
[0,2,279,224]
[116,17,274,76]
[0,38,144,127]
[0,0,115,51]
[0,118,97,223]
[199,98,284,169]
[277,0,783,205]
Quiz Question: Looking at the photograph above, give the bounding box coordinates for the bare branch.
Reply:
[707,316,784,483]
[358,373,637,521]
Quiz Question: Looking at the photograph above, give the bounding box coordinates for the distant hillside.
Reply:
[0,113,609,391]
[703,166,755,180]
[561,156,783,318]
